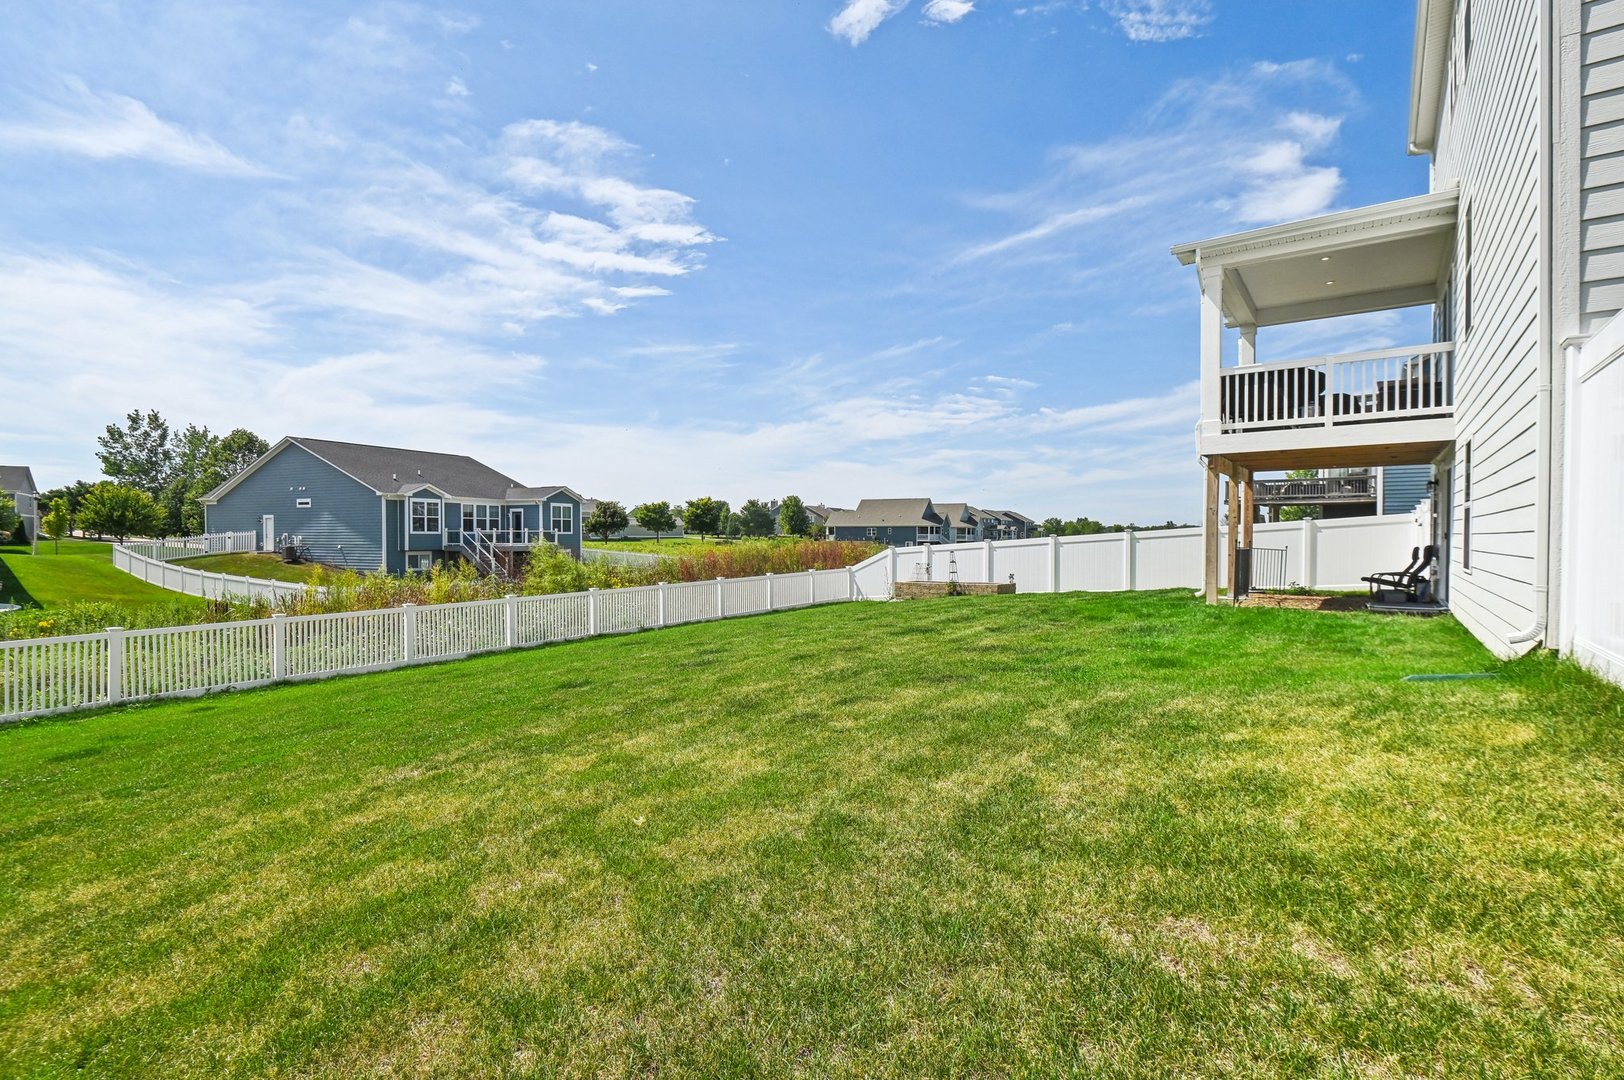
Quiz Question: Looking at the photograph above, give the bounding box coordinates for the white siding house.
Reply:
[1173,0,1624,685]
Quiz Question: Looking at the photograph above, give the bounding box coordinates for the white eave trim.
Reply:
[1170,187,1459,268]
[1408,0,1454,155]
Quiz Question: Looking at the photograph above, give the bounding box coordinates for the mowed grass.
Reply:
[2,592,1622,1077]
[0,539,205,611]
[174,552,330,584]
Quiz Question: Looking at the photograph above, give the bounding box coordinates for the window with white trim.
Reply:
[460,503,500,532]
[917,526,938,542]
[1459,202,1473,341]
[1461,441,1472,571]
[866,527,877,539]
[410,498,441,534]
[406,552,433,572]
[549,503,574,534]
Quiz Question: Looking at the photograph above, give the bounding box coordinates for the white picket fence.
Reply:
[580,547,665,568]
[6,513,1432,723]
[114,532,313,603]
[0,569,859,722]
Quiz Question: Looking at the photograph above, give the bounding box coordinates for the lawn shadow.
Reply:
[0,553,40,608]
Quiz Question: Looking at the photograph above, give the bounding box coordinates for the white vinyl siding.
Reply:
[1432,0,1542,653]
[1582,0,1624,329]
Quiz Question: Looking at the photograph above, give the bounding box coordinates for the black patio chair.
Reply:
[1362,545,1436,601]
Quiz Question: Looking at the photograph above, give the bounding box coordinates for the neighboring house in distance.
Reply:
[1253,465,1434,521]
[824,499,950,546]
[981,509,1036,540]
[579,500,687,540]
[203,437,582,576]
[0,465,38,542]
[1172,0,1624,681]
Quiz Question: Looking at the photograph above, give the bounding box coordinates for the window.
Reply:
[1459,204,1473,340]
[866,527,877,539]
[460,503,500,532]
[549,503,574,534]
[406,552,433,573]
[917,526,939,543]
[410,498,441,534]
[295,497,311,509]
[1461,441,1473,571]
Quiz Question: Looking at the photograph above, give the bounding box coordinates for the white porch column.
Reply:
[1198,264,1225,438]
[1238,324,1257,366]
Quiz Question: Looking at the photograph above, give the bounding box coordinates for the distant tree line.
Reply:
[583,495,821,543]
[1038,516,1194,537]
[37,410,269,542]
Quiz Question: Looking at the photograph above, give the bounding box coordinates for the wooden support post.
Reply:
[1240,466,1255,549]
[1226,466,1242,603]
[1203,458,1222,604]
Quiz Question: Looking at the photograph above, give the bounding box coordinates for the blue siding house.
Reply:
[202,437,583,575]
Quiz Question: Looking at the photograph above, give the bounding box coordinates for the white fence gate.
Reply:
[1564,326,1624,688]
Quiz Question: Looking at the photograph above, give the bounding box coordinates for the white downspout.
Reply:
[1509,0,1557,649]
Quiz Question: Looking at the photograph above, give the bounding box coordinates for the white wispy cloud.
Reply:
[0,79,272,177]
[445,77,470,97]
[830,0,911,45]
[1103,0,1213,42]
[923,0,975,24]
[952,60,1353,271]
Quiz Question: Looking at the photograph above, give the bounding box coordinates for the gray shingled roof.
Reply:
[825,499,942,528]
[932,503,980,526]
[289,437,523,498]
[0,466,37,495]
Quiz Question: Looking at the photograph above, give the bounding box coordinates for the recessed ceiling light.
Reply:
[1321,255,1331,262]
[1325,280,1336,286]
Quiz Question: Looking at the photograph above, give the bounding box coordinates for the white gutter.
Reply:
[1508,0,1555,649]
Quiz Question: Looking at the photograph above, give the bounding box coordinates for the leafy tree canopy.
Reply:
[584,500,630,543]
[679,496,728,538]
[631,501,678,541]
[778,495,811,538]
[77,483,165,541]
[737,499,775,538]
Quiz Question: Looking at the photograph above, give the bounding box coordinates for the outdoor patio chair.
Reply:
[1361,545,1436,601]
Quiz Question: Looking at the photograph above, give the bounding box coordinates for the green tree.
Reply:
[631,501,678,542]
[182,428,269,533]
[737,499,775,538]
[96,409,175,497]
[778,495,811,538]
[77,483,165,541]
[584,500,630,543]
[1039,517,1065,537]
[42,498,71,553]
[679,496,728,538]
[39,481,94,532]
[724,513,744,539]
[1276,469,1323,522]
[0,495,18,542]
[160,423,214,534]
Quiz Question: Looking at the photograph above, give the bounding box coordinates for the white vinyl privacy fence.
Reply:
[1564,325,1624,688]
[114,533,316,603]
[848,514,1428,599]
[1,569,858,722]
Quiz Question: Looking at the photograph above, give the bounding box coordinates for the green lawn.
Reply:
[174,552,330,583]
[2,592,1622,1077]
[0,538,205,612]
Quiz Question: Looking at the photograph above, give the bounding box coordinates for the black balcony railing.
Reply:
[1252,475,1374,505]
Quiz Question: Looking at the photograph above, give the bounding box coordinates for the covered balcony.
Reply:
[1171,187,1459,601]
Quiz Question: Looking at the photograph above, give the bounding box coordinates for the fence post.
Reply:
[1123,530,1137,591]
[847,566,856,601]
[271,613,287,679]
[1050,535,1061,593]
[402,604,418,662]
[716,577,726,618]
[657,583,667,627]
[587,588,599,636]
[985,539,995,583]
[767,573,775,610]
[105,627,124,704]
[504,594,518,648]
[889,547,898,592]
[1302,518,1318,588]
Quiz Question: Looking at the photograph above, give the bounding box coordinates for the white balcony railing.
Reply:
[1217,343,1454,434]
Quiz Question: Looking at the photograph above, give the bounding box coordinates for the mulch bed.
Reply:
[1238,593,1369,612]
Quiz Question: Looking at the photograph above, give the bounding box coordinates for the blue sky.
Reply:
[0,1,1430,521]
